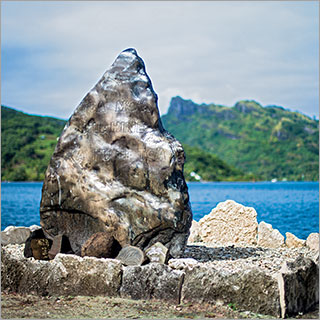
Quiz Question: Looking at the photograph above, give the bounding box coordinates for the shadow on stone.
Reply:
[182,245,266,262]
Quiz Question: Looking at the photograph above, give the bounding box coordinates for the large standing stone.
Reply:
[40,48,192,258]
[198,200,258,246]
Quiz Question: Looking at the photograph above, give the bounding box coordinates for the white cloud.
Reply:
[1,1,319,119]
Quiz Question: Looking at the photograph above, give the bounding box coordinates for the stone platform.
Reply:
[1,243,318,318]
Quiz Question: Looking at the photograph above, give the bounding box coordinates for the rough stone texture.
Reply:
[257,221,285,248]
[198,200,258,246]
[120,263,184,303]
[30,238,51,260]
[24,228,53,259]
[48,254,123,296]
[2,243,318,318]
[81,232,116,258]
[187,220,202,243]
[1,226,31,245]
[145,242,169,264]
[168,258,198,271]
[40,48,192,258]
[277,256,319,318]
[285,232,306,248]
[4,216,317,317]
[181,263,281,317]
[1,244,52,296]
[2,245,122,297]
[306,233,319,251]
[178,246,319,318]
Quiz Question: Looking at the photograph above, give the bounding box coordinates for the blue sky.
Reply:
[1,1,319,119]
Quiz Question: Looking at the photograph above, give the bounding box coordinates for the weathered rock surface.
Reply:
[81,232,116,258]
[30,238,51,260]
[168,258,198,271]
[285,232,306,248]
[178,245,319,317]
[120,263,184,303]
[257,221,285,248]
[145,241,169,264]
[1,226,31,245]
[181,263,281,316]
[2,245,122,297]
[187,220,202,243]
[306,233,319,251]
[198,200,258,246]
[1,243,318,317]
[277,256,319,318]
[40,48,192,258]
[48,254,123,296]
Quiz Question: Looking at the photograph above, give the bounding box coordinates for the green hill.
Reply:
[1,105,247,182]
[161,97,319,181]
[1,106,66,181]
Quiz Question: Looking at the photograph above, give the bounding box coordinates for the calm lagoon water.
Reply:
[1,181,319,240]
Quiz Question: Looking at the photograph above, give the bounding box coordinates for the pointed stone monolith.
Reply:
[40,48,192,258]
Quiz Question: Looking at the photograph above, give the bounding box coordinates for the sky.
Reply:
[1,1,319,119]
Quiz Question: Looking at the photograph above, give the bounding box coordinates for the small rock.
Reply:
[29,225,41,233]
[306,233,319,251]
[257,221,285,248]
[24,228,51,258]
[188,220,202,243]
[145,242,169,264]
[81,232,116,258]
[116,245,145,266]
[30,238,51,260]
[285,232,305,248]
[168,258,199,271]
[1,226,31,245]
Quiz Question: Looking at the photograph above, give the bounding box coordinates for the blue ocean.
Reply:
[1,181,319,240]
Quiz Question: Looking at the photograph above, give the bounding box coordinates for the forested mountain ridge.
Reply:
[1,105,249,182]
[1,106,66,181]
[161,96,319,181]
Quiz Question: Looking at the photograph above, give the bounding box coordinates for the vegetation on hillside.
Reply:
[2,105,249,182]
[3,98,317,182]
[161,97,319,181]
[1,106,65,181]
[183,144,255,181]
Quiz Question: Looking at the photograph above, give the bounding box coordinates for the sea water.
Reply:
[1,181,319,240]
